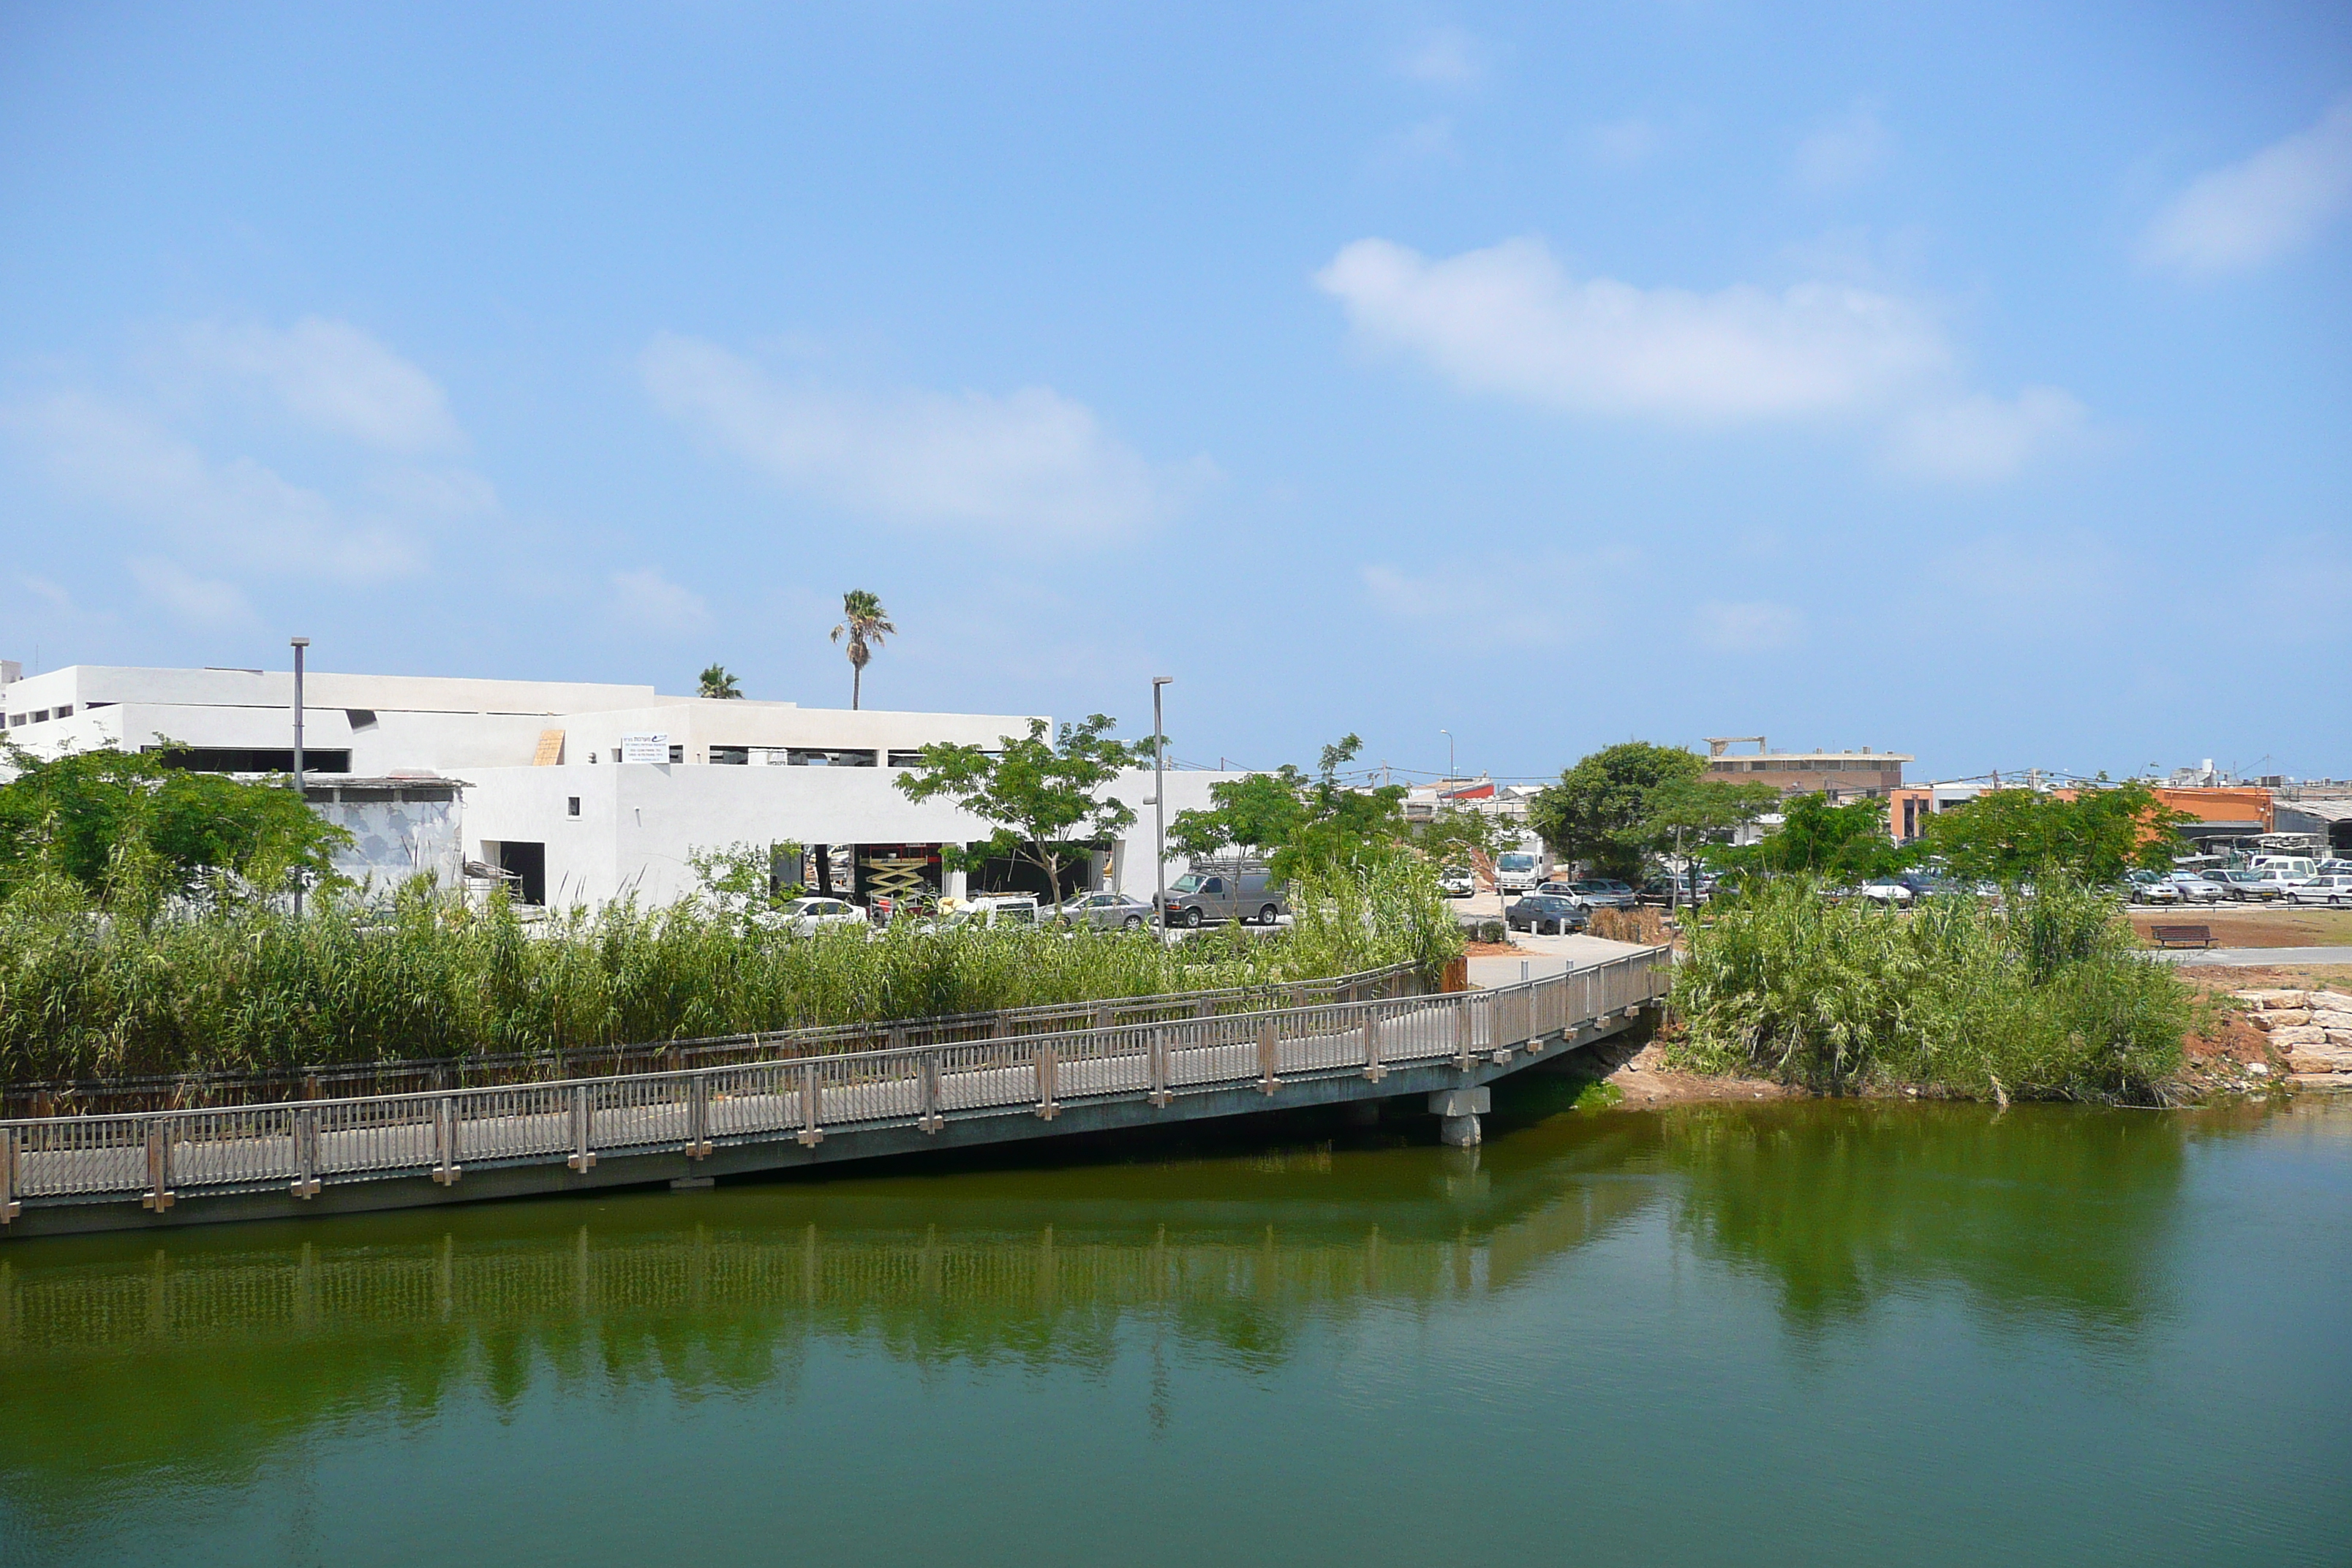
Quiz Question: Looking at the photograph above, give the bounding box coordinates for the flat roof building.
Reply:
[1702,737,1912,802]
[0,662,1235,908]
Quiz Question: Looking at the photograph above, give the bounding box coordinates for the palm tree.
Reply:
[697,664,743,700]
[829,590,895,710]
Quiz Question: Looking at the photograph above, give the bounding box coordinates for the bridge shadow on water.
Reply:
[0,1068,2295,1542]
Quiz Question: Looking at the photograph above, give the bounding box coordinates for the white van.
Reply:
[2250,856,2316,880]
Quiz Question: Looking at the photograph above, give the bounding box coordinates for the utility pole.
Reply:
[1441,729,1454,785]
[1153,676,1172,940]
[290,636,310,916]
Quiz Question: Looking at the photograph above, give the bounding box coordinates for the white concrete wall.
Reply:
[460,762,1247,908]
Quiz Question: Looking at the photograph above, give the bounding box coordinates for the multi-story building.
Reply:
[1701,737,1911,802]
[0,662,1234,908]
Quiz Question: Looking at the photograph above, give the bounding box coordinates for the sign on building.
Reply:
[619,733,670,765]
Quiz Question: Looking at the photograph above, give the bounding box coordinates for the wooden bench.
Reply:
[2149,924,2215,949]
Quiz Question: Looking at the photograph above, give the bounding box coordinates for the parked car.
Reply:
[1493,851,1545,893]
[1853,878,1915,905]
[2208,869,2281,902]
[2285,874,2352,907]
[2160,871,2231,905]
[1438,866,1476,899]
[1158,867,1289,927]
[2129,877,2183,905]
[1563,878,1638,910]
[768,895,870,935]
[1534,880,1588,902]
[1056,891,1155,930]
[1505,894,1590,935]
[2245,868,2313,900]
[934,895,1041,930]
[1637,872,1714,905]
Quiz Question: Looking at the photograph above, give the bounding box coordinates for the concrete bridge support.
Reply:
[1429,1088,1490,1148]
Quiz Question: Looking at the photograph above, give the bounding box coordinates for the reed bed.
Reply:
[0,863,1458,1084]
[1668,878,2188,1103]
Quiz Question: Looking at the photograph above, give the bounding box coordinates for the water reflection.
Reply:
[0,1091,2291,1545]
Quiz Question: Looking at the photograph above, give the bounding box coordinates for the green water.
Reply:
[3,1082,2348,1567]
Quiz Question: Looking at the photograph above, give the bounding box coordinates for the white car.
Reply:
[2285,874,2352,907]
[932,895,1042,930]
[1854,878,1915,905]
[767,896,870,935]
[1438,867,1476,898]
[2127,872,2182,905]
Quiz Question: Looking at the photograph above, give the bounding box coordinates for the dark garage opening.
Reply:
[498,841,547,906]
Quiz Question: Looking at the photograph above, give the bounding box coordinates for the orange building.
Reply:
[1888,782,2274,848]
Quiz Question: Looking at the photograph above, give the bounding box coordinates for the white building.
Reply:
[0,662,1235,907]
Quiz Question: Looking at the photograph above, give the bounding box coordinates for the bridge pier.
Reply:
[1428,1088,1489,1148]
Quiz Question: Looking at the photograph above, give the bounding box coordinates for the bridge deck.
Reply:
[0,949,1670,1237]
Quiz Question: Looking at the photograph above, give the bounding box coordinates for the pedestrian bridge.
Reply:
[0,948,1670,1238]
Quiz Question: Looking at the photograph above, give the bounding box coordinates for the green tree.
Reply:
[1169,734,1409,881]
[1716,792,1912,881]
[1918,782,2190,885]
[0,741,350,918]
[696,664,744,699]
[829,589,895,710]
[1527,741,1705,881]
[1411,805,1523,892]
[894,716,1142,901]
[1640,776,1781,907]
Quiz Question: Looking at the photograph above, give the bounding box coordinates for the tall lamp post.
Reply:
[290,636,310,915]
[1153,676,1172,938]
[1441,728,1454,784]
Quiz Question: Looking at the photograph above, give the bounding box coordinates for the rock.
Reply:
[2287,1048,2352,1074]
[2252,1009,2312,1030]
[2329,1030,2352,1048]
[2311,990,2352,1010]
[2266,1026,2328,1047]
[2308,1011,2352,1032]
[2245,1061,2269,1076]
[2234,989,2309,1008]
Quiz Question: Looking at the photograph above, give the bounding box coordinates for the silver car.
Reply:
[1057,891,1156,930]
[2161,872,2231,904]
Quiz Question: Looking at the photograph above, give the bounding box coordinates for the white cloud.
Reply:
[1399,27,1482,88]
[1793,101,1892,192]
[2141,98,2352,276]
[1693,600,1803,652]
[1316,236,1950,422]
[608,568,710,636]
[129,557,253,625]
[642,334,1193,540]
[183,317,464,452]
[1885,387,2086,482]
[6,393,421,580]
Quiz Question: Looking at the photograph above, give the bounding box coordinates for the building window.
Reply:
[668,745,685,764]
[709,746,750,766]
[31,710,48,724]
[345,708,379,731]
[887,750,927,767]
[568,796,581,818]
[54,705,71,719]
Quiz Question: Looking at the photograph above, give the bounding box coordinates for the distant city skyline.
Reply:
[3,4,2346,786]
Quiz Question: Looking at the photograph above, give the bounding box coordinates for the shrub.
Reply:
[1667,878,2187,1103]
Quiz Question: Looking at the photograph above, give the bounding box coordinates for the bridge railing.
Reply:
[1,960,1428,1118]
[0,949,1671,1226]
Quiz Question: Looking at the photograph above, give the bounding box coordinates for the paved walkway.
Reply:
[2150,946,2352,967]
[1468,932,1655,987]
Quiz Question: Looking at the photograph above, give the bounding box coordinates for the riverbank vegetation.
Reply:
[1668,878,2190,1103]
[0,856,1458,1085]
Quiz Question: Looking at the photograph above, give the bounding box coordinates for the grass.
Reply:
[0,861,1460,1085]
[1667,878,2190,1104]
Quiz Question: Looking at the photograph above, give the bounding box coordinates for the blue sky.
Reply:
[3,2,2347,785]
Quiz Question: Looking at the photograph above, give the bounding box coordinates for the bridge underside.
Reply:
[3,1008,1657,1239]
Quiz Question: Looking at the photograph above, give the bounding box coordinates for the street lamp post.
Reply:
[1441,728,1454,784]
[290,636,310,915]
[1153,676,1172,938]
